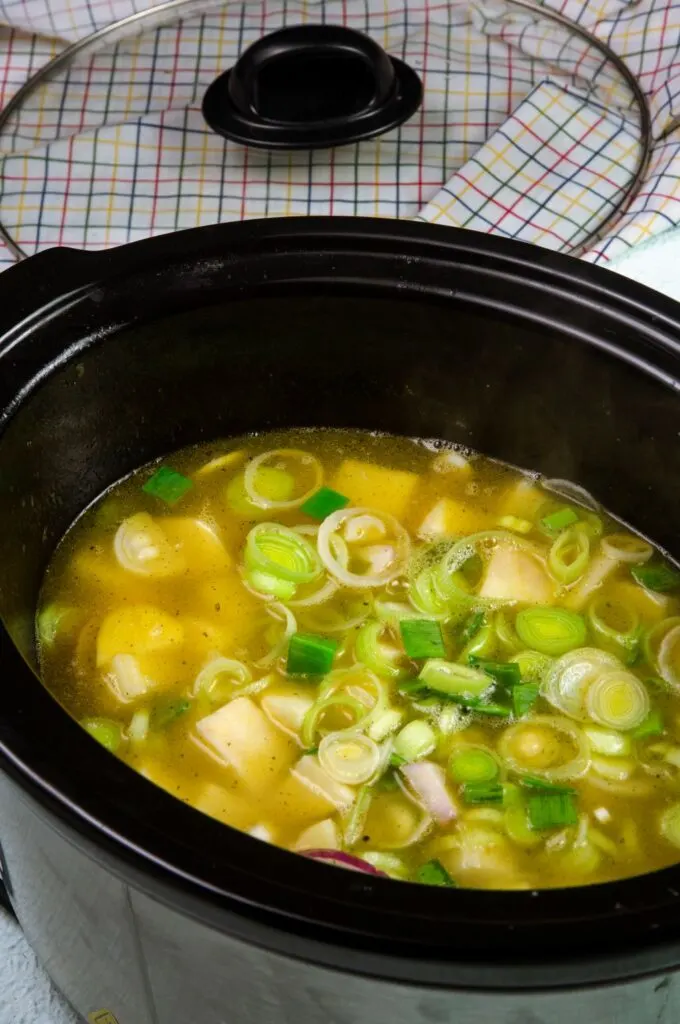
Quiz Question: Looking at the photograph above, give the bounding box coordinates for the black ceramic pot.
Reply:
[0,218,680,1024]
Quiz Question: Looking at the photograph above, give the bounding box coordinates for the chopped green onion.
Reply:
[389,751,408,768]
[356,620,403,679]
[415,859,456,887]
[661,803,680,848]
[82,717,122,753]
[344,785,373,847]
[368,708,404,742]
[287,633,338,676]
[247,569,297,601]
[410,564,454,619]
[301,693,367,749]
[498,515,533,534]
[37,603,74,646]
[462,782,504,805]
[515,606,587,657]
[632,563,680,593]
[469,656,521,688]
[459,622,496,661]
[527,791,578,830]
[400,619,445,659]
[246,523,321,583]
[583,726,631,756]
[520,776,576,795]
[226,467,294,514]
[541,506,579,534]
[632,708,664,739]
[397,678,429,698]
[586,669,649,731]
[142,465,193,505]
[503,784,541,847]
[449,747,499,784]
[587,595,640,658]
[393,719,437,762]
[494,611,521,652]
[469,702,512,718]
[460,611,485,644]
[548,526,590,584]
[418,659,492,700]
[510,649,553,684]
[512,683,539,718]
[301,486,349,520]
[361,851,409,879]
[151,698,191,729]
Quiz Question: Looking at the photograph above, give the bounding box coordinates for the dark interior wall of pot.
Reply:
[0,291,678,667]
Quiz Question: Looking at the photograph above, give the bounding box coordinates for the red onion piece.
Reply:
[401,761,458,824]
[303,849,387,876]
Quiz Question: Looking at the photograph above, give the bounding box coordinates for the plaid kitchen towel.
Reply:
[0,0,677,269]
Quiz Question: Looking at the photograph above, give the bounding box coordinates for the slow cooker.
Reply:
[1,217,680,1024]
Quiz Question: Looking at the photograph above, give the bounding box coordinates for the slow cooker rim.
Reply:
[1,218,680,991]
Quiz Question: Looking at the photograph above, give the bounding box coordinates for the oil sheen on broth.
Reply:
[37,430,680,890]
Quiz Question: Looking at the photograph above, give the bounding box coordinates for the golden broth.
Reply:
[37,430,680,889]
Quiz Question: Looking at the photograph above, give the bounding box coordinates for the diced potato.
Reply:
[194,781,259,832]
[96,604,184,667]
[162,518,231,574]
[291,755,356,813]
[294,818,340,851]
[498,479,545,520]
[332,459,418,519]
[363,790,425,849]
[196,574,260,646]
[418,497,491,540]
[479,547,554,604]
[261,692,315,739]
[195,697,295,794]
[439,825,521,888]
[107,653,154,702]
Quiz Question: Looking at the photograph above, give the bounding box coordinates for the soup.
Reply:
[37,430,680,890]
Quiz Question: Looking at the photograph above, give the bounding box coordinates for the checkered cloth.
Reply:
[0,0,678,269]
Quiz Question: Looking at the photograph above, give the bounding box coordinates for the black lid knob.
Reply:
[202,24,423,151]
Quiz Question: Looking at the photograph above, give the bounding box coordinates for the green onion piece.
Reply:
[548,526,590,584]
[632,563,680,593]
[510,649,553,684]
[460,611,485,644]
[37,604,74,646]
[151,698,191,729]
[469,656,521,688]
[400,619,445,659]
[415,859,456,887]
[520,776,576,795]
[418,659,492,700]
[494,611,521,652]
[361,851,409,879]
[301,693,367,749]
[632,708,664,739]
[503,784,542,847]
[389,752,408,768]
[587,595,640,657]
[344,785,373,847]
[226,468,294,514]
[142,465,193,505]
[515,606,587,657]
[247,569,297,601]
[575,512,603,540]
[541,506,579,534]
[462,782,504,805]
[398,678,429,698]
[661,803,680,849]
[393,719,437,762]
[459,623,496,661]
[82,717,122,753]
[498,515,533,534]
[469,702,512,718]
[246,523,321,583]
[301,486,350,520]
[287,633,338,676]
[512,683,539,718]
[527,791,578,830]
[410,564,453,618]
[356,621,403,679]
[449,747,499,784]
[584,726,631,756]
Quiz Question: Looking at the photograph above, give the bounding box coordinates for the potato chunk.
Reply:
[196,697,295,794]
[332,459,418,519]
